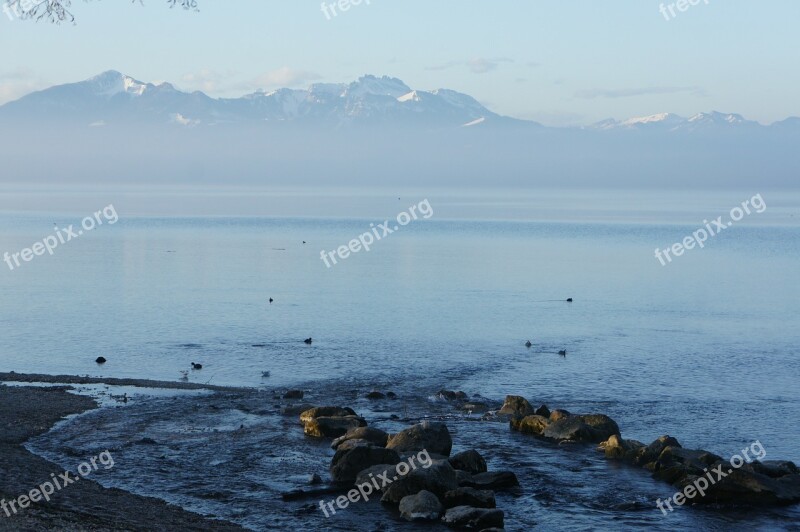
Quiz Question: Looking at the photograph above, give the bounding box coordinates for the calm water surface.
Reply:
[2,186,799,530]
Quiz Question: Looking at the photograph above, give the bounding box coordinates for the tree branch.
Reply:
[4,0,198,24]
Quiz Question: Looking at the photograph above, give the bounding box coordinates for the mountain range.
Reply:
[1,70,798,133]
[0,71,797,188]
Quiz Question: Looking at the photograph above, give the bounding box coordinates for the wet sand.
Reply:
[0,378,245,532]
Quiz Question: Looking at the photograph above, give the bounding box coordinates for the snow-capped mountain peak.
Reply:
[88,70,148,97]
[621,112,684,126]
[398,90,422,103]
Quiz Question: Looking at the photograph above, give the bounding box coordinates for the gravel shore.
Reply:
[0,379,246,531]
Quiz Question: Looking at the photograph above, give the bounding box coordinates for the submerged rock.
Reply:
[443,487,496,509]
[398,490,443,521]
[386,421,453,457]
[442,506,504,529]
[436,390,469,401]
[458,471,520,490]
[283,390,304,399]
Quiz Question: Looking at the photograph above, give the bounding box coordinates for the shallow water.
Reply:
[3,186,800,529]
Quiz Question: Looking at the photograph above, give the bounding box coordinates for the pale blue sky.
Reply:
[1,0,798,125]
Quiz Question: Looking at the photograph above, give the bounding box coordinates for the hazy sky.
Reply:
[1,0,798,125]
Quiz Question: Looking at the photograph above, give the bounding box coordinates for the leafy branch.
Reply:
[4,0,198,24]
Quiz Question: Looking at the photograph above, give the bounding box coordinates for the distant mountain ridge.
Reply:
[0,70,526,128]
[1,71,797,131]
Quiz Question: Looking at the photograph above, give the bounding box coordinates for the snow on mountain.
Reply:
[87,70,150,97]
[0,71,518,128]
[589,111,767,132]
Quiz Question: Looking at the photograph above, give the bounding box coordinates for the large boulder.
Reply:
[688,462,800,505]
[458,471,520,490]
[386,421,453,457]
[355,463,399,489]
[511,414,550,436]
[448,450,487,474]
[398,490,443,521]
[299,406,357,424]
[330,446,401,483]
[542,414,619,443]
[498,395,534,417]
[753,461,800,478]
[598,434,645,460]
[442,506,504,529]
[634,435,682,467]
[651,447,723,484]
[331,427,388,450]
[381,460,458,503]
[443,487,496,509]
[303,416,366,438]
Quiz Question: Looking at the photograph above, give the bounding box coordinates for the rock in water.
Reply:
[386,421,453,457]
[497,395,534,417]
[303,416,367,438]
[330,446,401,484]
[381,460,459,503]
[398,490,443,521]
[443,487,496,509]
[331,427,389,449]
[458,471,520,490]
[442,506,504,529]
[299,406,356,424]
[542,414,620,443]
[448,450,488,474]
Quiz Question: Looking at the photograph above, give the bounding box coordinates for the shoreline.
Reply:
[0,372,253,392]
[0,378,246,531]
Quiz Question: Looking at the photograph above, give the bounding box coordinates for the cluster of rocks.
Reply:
[501,395,619,444]
[599,434,800,506]
[504,394,800,507]
[300,406,519,529]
